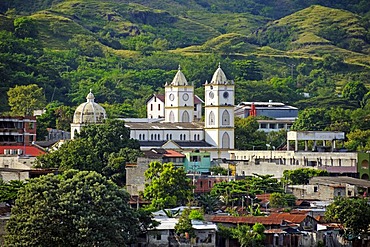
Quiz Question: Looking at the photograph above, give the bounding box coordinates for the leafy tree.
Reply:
[235,117,267,150]
[143,161,193,210]
[14,17,38,38]
[269,192,297,208]
[282,168,329,185]
[209,166,228,175]
[232,60,263,81]
[36,120,141,185]
[342,81,368,106]
[5,170,142,246]
[325,197,370,239]
[197,193,220,214]
[7,84,46,116]
[0,180,25,205]
[175,208,195,238]
[211,174,283,206]
[233,223,265,247]
[345,129,370,151]
[292,108,331,131]
[189,209,204,221]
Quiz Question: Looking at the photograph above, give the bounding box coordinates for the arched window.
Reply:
[222,110,230,125]
[194,134,196,140]
[170,134,172,139]
[180,134,182,140]
[197,134,200,140]
[182,111,190,122]
[183,135,186,141]
[166,134,169,140]
[209,111,215,126]
[222,132,230,149]
[169,111,175,123]
[139,134,142,140]
[151,134,153,140]
[157,134,160,140]
[143,134,145,140]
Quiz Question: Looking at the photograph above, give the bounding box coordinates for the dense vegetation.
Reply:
[0,0,369,143]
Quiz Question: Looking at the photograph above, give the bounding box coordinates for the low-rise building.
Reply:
[288,176,370,200]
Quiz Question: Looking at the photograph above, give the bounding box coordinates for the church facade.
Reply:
[125,65,235,159]
[71,65,235,159]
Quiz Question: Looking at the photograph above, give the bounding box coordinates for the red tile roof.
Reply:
[163,149,185,158]
[0,145,45,157]
[211,212,311,225]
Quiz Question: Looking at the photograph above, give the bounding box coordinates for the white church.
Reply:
[71,64,235,159]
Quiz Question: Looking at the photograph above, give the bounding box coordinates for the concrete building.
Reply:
[288,176,370,200]
[229,149,358,179]
[235,101,297,132]
[143,207,217,247]
[0,116,37,145]
[287,131,345,152]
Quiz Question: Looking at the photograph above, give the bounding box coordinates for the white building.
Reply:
[70,90,107,139]
[71,65,235,159]
[146,94,203,120]
[126,65,235,159]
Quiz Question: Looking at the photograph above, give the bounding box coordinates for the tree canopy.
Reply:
[325,197,370,239]
[143,161,193,210]
[7,84,46,116]
[5,170,141,246]
[36,119,142,186]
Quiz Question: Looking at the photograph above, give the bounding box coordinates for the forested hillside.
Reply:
[0,0,370,145]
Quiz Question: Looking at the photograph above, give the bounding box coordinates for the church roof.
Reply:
[169,65,188,86]
[209,63,234,85]
[73,91,107,124]
[125,122,204,130]
[145,94,204,104]
[139,140,214,148]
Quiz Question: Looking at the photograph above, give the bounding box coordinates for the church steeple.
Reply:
[204,63,235,150]
[164,65,194,123]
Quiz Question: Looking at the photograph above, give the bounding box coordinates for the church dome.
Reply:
[73,90,107,124]
[210,63,233,85]
[170,65,188,86]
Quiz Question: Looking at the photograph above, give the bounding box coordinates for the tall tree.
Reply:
[36,120,142,186]
[143,161,193,210]
[5,170,141,246]
[325,197,370,239]
[7,84,46,116]
[342,81,368,106]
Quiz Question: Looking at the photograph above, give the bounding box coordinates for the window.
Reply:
[154,97,157,102]
[166,134,169,140]
[158,104,160,110]
[183,135,186,140]
[170,134,172,139]
[209,111,215,126]
[222,110,230,125]
[156,235,161,240]
[143,134,145,140]
[180,134,182,140]
[194,105,197,111]
[182,111,190,122]
[278,123,285,129]
[150,104,153,111]
[197,134,200,140]
[200,181,203,188]
[194,134,196,140]
[169,111,175,123]
[222,132,230,149]
[151,134,153,140]
[139,134,142,140]
[29,122,35,129]
[260,123,267,128]
[314,186,318,192]
[208,181,212,187]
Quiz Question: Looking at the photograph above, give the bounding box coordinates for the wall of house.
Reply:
[0,156,35,182]
[125,158,156,196]
[147,97,165,119]
[131,129,204,141]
